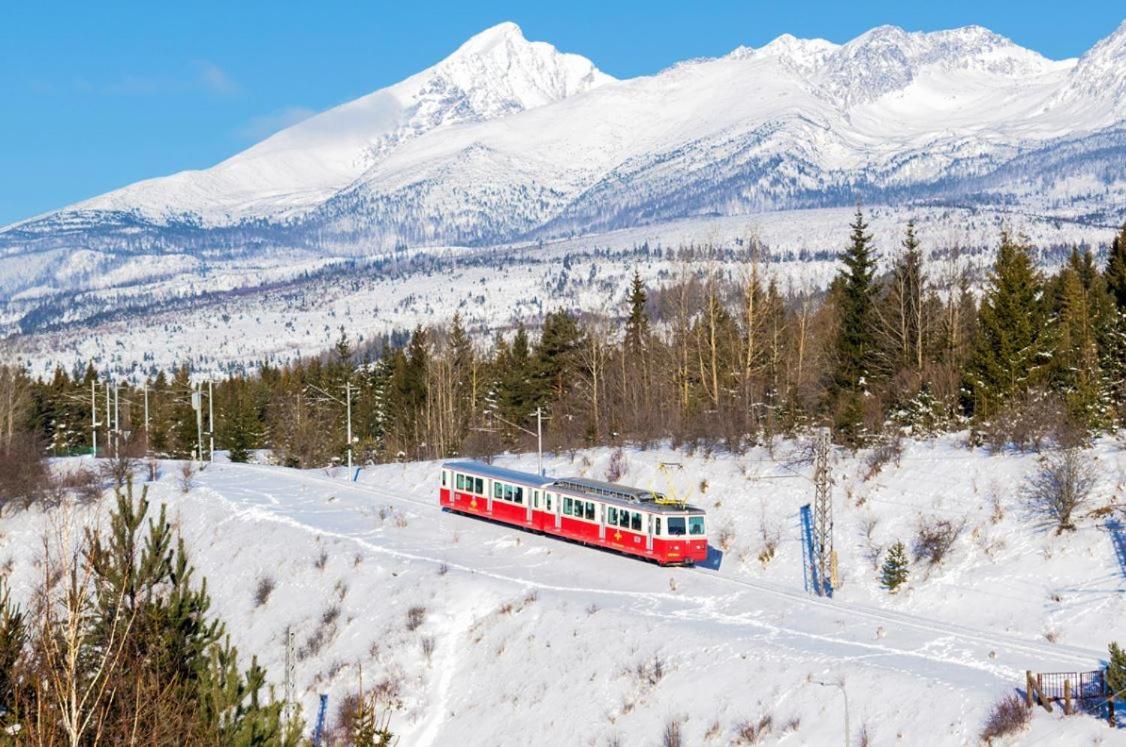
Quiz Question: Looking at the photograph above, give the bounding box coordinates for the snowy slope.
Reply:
[57,22,612,225]
[1,20,1124,373]
[1,435,1122,744]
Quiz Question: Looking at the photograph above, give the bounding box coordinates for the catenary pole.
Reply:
[91,380,97,457]
[346,380,353,470]
[208,379,214,462]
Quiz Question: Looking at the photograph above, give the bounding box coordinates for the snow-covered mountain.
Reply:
[61,22,613,226]
[1,20,1124,356]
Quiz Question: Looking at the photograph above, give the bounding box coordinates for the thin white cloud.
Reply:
[47,62,239,97]
[235,106,317,141]
[195,61,240,95]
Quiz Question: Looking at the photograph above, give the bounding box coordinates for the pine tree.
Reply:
[1049,250,1109,429]
[879,220,926,374]
[831,208,879,442]
[966,232,1047,418]
[624,270,650,356]
[1103,224,1126,310]
[535,310,583,403]
[1108,641,1126,699]
[0,577,24,729]
[223,382,261,463]
[881,540,909,592]
[449,312,475,418]
[1102,226,1126,423]
[496,324,536,424]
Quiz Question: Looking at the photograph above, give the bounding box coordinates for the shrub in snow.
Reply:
[405,605,426,631]
[661,719,682,747]
[178,460,196,493]
[913,517,965,566]
[253,576,275,607]
[881,541,909,592]
[736,713,772,744]
[979,693,1030,743]
[606,447,628,482]
[1023,447,1096,532]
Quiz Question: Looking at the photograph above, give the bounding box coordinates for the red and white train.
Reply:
[439,460,709,565]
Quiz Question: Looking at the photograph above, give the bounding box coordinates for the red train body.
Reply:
[439,460,708,566]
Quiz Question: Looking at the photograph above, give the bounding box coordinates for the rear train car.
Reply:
[439,460,708,566]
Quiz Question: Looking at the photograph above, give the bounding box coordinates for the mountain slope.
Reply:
[0,21,1123,316]
[65,22,613,225]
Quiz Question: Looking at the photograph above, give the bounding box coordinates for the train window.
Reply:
[620,511,630,529]
[631,513,642,531]
[503,485,513,502]
[655,517,661,536]
[563,497,573,516]
[546,493,553,511]
[585,502,595,521]
[533,490,539,508]
[475,478,483,495]
[455,474,464,490]
[667,517,686,535]
[515,487,524,505]
[689,516,705,535]
[441,471,447,487]
[493,482,502,499]
[607,507,618,525]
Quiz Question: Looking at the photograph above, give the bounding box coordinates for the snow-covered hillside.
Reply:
[4,205,1115,379]
[1,20,1124,376]
[1,436,1122,744]
[2,22,1124,293]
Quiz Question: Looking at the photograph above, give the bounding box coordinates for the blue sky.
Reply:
[1,1,1122,225]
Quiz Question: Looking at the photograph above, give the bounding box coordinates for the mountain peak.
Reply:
[453,21,527,56]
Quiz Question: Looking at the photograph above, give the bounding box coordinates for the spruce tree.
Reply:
[1104,224,1126,310]
[0,577,24,729]
[535,310,583,403]
[624,270,650,356]
[831,208,879,442]
[1108,641,1126,700]
[966,232,1047,418]
[1102,226,1126,423]
[1049,251,1108,429]
[881,540,909,592]
[224,383,261,463]
[880,220,926,373]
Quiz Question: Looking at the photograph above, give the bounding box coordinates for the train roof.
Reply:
[442,460,552,487]
[444,460,705,515]
[551,477,705,514]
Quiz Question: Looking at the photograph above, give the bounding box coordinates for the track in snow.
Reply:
[194,461,1104,685]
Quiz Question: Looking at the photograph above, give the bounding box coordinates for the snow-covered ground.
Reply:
[4,203,1117,380]
[1,435,1124,745]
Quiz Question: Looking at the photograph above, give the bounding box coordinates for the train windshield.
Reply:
[666,517,686,535]
[688,516,705,535]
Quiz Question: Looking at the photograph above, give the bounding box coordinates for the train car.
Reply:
[439,460,708,566]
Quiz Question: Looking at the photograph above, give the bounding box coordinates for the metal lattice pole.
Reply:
[813,427,834,596]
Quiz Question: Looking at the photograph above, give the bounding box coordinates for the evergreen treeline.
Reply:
[5,215,1126,469]
[0,482,300,743]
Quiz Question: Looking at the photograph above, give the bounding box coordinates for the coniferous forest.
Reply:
[3,213,1126,484]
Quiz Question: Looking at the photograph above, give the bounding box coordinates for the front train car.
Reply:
[440,461,709,566]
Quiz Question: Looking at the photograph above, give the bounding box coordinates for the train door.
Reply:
[645,513,654,553]
[598,501,607,542]
[549,491,561,530]
[486,478,493,514]
[525,486,534,525]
